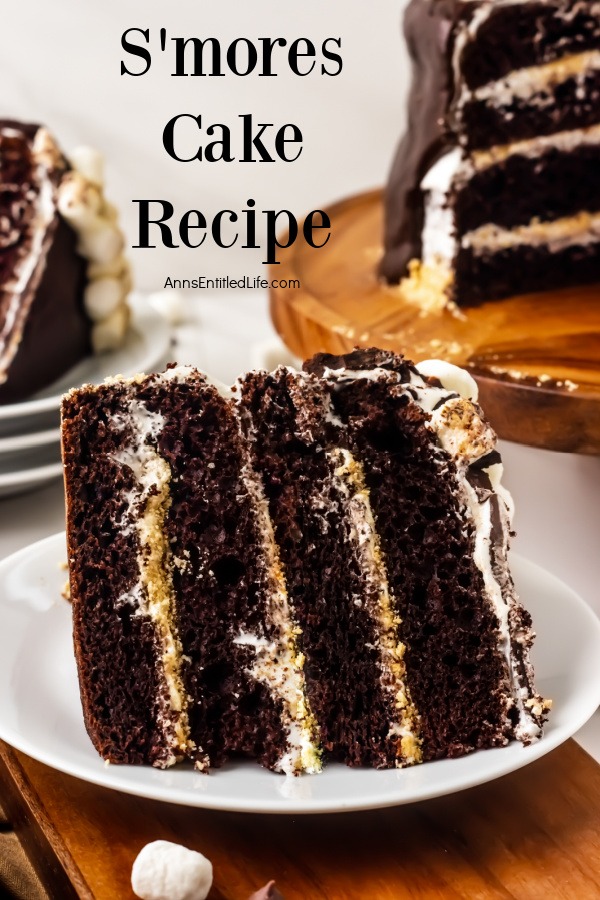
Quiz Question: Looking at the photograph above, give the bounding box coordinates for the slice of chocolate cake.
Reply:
[62,367,321,774]
[238,367,421,767]
[380,1,600,307]
[0,121,130,403]
[62,351,550,774]
[305,349,548,758]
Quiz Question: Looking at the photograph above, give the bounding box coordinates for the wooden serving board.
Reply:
[270,190,600,454]
[2,739,600,899]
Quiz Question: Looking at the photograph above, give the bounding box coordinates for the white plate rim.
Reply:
[0,296,170,422]
[0,427,61,454]
[0,461,63,488]
[0,532,598,815]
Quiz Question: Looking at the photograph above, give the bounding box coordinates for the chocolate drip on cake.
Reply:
[380,0,600,307]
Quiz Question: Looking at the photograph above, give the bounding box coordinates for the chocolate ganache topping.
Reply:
[380,0,465,283]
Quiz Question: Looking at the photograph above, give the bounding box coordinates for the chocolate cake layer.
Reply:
[138,373,304,772]
[63,367,321,775]
[309,351,513,759]
[458,2,600,91]
[455,144,600,233]
[0,120,131,403]
[63,383,178,767]
[314,349,549,744]
[238,367,419,768]
[460,69,600,151]
[455,240,600,305]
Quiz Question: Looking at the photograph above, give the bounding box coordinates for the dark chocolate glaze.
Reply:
[0,120,90,404]
[380,0,459,284]
[304,346,417,381]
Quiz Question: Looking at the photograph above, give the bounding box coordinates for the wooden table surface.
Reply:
[2,739,600,899]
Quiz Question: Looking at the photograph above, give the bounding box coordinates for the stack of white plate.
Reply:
[0,297,171,500]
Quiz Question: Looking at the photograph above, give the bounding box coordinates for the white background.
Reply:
[0,0,410,289]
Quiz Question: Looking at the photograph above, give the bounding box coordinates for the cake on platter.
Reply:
[61,349,550,775]
[380,0,600,307]
[0,120,131,404]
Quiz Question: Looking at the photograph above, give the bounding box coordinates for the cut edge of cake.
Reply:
[62,365,322,776]
[381,0,600,308]
[237,365,424,767]
[306,349,551,754]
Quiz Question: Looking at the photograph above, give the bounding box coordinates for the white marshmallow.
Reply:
[91,304,130,353]
[78,221,124,265]
[121,266,134,294]
[430,397,495,463]
[131,840,213,900]
[148,290,188,325]
[416,359,479,402]
[57,173,102,229]
[56,140,131,354]
[70,145,105,187]
[32,127,62,170]
[88,254,129,281]
[101,199,120,223]
[84,277,124,322]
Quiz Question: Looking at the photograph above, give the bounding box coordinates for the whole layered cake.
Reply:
[0,120,130,403]
[61,350,550,774]
[380,0,600,307]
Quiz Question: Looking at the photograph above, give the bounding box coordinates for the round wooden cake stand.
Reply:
[270,190,600,454]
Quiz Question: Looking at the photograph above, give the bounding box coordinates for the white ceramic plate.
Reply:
[0,296,171,436]
[0,532,598,815]
[0,462,63,499]
[0,438,61,478]
[0,427,61,454]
